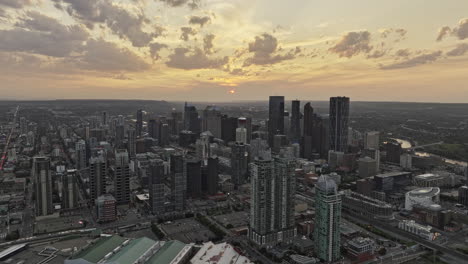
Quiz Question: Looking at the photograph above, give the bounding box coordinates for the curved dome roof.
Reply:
[408,187,440,197]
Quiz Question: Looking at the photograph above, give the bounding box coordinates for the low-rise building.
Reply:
[398,220,439,241]
[95,194,117,223]
[413,173,456,188]
[66,236,192,264]
[342,190,393,220]
[346,237,376,262]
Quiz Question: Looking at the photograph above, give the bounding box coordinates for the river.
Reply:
[393,138,467,167]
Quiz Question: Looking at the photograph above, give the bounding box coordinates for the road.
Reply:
[0,106,19,171]
[343,212,468,264]
[202,213,273,264]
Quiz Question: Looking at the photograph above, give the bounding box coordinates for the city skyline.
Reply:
[0,0,468,102]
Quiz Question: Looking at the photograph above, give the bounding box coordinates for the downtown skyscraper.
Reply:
[302,103,329,160]
[268,96,285,146]
[329,97,350,153]
[249,151,296,247]
[289,100,301,143]
[314,175,342,262]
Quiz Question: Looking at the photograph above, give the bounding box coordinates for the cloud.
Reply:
[112,73,133,80]
[243,33,296,66]
[149,42,168,60]
[53,0,162,47]
[367,49,386,59]
[395,49,411,57]
[203,34,215,54]
[0,12,88,57]
[436,26,451,41]
[0,0,36,8]
[446,43,468,56]
[158,0,199,9]
[381,51,442,70]
[453,18,468,40]
[79,39,150,72]
[180,26,197,41]
[437,19,468,41]
[329,31,372,58]
[189,16,211,27]
[166,47,228,70]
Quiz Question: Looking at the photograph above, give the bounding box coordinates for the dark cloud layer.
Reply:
[158,0,199,9]
[243,33,295,66]
[166,47,227,69]
[180,26,197,41]
[149,42,168,60]
[437,18,468,41]
[79,39,150,72]
[203,34,215,54]
[189,15,210,27]
[0,0,36,8]
[53,0,163,47]
[446,43,468,56]
[329,31,372,58]
[381,50,442,70]
[0,11,88,57]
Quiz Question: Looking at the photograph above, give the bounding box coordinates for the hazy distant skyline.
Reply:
[1,0,468,102]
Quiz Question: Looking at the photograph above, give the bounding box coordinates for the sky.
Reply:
[0,0,468,102]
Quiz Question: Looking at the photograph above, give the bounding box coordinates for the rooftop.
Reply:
[70,236,127,263]
[106,237,157,264]
[190,242,253,264]
[146,240,188,264]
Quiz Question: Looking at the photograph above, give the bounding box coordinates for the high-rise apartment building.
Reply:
[329,97,350,153]
[89,154,107,201]
[33,156,53,216]
[314,175,342,262]
[127,129,136,159]
[102,111,108,127]
[171,154,186,211]
[62,169,79,210]
[159,123,169,146]
[149,159,165,215]
[75,140,87,171]
[236,117,248,144]
[186,160,202,198]
[206,157,219,195]
[268,96,285,146]
[114,150,130,205]
[136,109,143,137]
[364,131,380,150]
[115,125,125,149]
[231,142,249,187]
[249,152,296,247]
